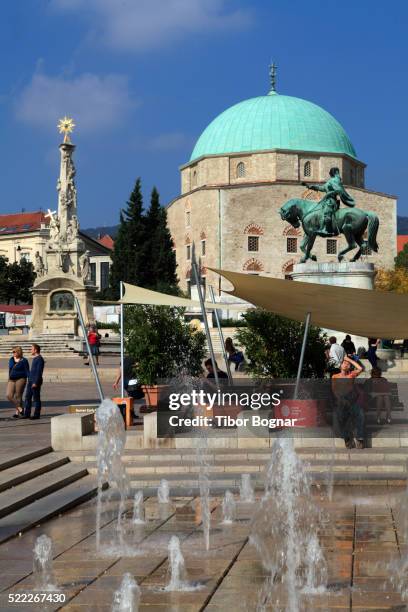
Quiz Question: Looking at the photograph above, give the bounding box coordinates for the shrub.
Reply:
[236,309,327,379]
[124,305,206,385]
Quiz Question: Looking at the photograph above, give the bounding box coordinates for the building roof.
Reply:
[0,304,32,314]
[190,93,356,162]
[0,211,49,236]
[96,234,114,250]
[397,235,408,253]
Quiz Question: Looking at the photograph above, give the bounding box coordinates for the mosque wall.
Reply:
[168,177,396,295]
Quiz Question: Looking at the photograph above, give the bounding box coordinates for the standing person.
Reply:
[7,347,30,418]
[326,336,346,377]
[332,356,364,448]
[367,338,380,368]
[87,325,101,366]
[23,344,45,420]
[224,337,245,371]
[341,335,356,356]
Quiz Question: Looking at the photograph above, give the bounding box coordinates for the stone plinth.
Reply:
[51,413,94,451]
[291,261,376,349]
[290,261,376,290]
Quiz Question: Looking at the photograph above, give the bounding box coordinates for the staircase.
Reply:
[0,446,99,544]
[0,334,79,355]
[68,444,408,494]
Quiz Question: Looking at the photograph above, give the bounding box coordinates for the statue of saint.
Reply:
[79,250,90,280]
[34,251,45,277]
[66,215,79,243]
[302,167,355,236]
[49,215,60,244]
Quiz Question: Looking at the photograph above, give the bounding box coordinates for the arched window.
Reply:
[304,161,311,177]
[236,162,246,178]
[192,170,197,187]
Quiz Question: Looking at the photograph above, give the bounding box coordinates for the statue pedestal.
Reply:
[30,274,94,337]
[290,261,376,290]
[290,262,376,350]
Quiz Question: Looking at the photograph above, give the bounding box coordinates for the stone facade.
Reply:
[167,150,396,296]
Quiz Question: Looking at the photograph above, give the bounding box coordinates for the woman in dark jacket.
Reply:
[7,346,30,418]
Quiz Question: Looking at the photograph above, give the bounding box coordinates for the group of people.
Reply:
[7,344,45,419]
[326,335,391,449]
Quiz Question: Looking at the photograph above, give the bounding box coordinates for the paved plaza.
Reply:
[0,484,406,610]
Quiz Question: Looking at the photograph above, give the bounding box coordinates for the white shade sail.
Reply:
[119,282,247,312]
[209,268,408,339]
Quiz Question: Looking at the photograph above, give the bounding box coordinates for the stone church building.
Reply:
[167,77,397,297]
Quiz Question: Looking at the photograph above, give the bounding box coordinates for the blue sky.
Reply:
[0,0,407,227]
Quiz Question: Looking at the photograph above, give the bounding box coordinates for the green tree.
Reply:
[143,187,178,294]
[108,178,147,299]
[0,258,35,304]
[395,244,408,269]
[236,309,327,379]
[124,305,206,385]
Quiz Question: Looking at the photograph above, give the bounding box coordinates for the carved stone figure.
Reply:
[66,215,79,243]
[34,251,45,277]
[79,250,90,280]
[49,216,60,244]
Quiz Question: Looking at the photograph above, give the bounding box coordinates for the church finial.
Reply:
[268,61,277,94]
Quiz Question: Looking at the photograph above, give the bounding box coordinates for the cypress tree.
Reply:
[108,178,146,299]
[144,187,178,294]
[107,211,129,300]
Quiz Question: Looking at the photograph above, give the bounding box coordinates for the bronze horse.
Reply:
[279,198,379,263]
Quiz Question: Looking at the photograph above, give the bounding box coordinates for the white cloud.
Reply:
[147,132,192,151]
[50,0,252,52]
[15,70,136,132]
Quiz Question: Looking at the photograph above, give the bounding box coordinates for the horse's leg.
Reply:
[300,235,309,263]
[351,233,364,262]
[338,224,357,261]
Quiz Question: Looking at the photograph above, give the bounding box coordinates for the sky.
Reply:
[0,0,407,227]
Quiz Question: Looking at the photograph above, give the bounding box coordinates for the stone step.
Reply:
[0,453,70,493]
[127,470,407,491]
[0,462,88,518]
[0,474,100,544]
[0,446,52,472]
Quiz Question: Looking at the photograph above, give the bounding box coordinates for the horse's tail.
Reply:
[367,212,379,252]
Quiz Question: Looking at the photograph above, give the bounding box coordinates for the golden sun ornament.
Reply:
[57,116,75,143]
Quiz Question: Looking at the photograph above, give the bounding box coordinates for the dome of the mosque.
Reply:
[190,91,356,161]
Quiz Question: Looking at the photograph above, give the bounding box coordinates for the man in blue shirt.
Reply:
[23,344,45,420]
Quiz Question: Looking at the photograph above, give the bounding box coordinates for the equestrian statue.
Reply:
[279,167,379,263]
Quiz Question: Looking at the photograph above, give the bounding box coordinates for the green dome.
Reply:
[190,93,356,161]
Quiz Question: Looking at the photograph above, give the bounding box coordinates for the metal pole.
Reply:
[294,312,311,400]
[74,295,104,402]
[191,248,219,387]
[120,281,125,398]
[209,285,233,385]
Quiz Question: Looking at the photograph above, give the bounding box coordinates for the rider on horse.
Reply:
[302,167,355,237]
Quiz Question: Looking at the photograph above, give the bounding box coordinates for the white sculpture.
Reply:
[79,250,90,280]
[34,251,45,277]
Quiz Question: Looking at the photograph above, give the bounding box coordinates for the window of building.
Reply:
[304,161,311,177]
[326,239,337,255]
[248,236,259,252]
[236,162,246,178]
[186,244,191,260]
[350,168,354,184]
[20,252,30,262]
[186,280,191,297]
[201,240,206,256]
[286,237,297,253]
[100,262,110,289]
[89,262,96,284]
[201,277,206,297]
[192,170,197,187]
[186,211,191,227]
